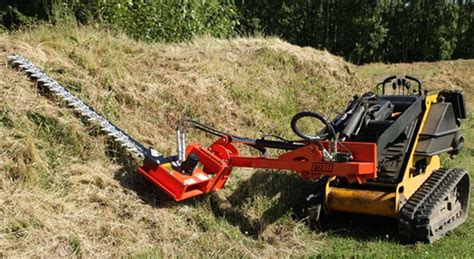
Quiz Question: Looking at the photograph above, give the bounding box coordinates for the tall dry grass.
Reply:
[0,24,361,257]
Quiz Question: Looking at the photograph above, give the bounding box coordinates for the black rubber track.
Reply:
[399,168,470,243]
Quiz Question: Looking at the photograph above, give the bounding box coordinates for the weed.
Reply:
[68,235,81,255]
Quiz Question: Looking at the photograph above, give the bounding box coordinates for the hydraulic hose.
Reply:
[290,111,336,141]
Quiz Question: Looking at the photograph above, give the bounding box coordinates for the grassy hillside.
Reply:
[0,25,472,257]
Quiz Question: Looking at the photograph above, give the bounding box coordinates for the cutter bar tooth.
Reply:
[7,54,148,158]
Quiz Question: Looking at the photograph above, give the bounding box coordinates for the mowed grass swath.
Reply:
[0,24,473,257]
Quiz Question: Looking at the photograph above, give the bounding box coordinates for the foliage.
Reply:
[454,1,474,59]
[0,0,239,42]
[237,0,474,63]
[0,0,473,62]
[380,0,461,62]
[106,0,238,42]
[0,0,50,29]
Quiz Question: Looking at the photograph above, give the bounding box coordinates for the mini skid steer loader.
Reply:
[9,55,470,243]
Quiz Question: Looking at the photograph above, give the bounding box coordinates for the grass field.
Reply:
[0,24,473,257]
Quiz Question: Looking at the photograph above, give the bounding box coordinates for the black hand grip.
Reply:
[405,75,423,95]
[376,75,396,95]
[383,75,397,84]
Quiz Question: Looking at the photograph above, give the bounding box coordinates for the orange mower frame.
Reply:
[137,136,377,201]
